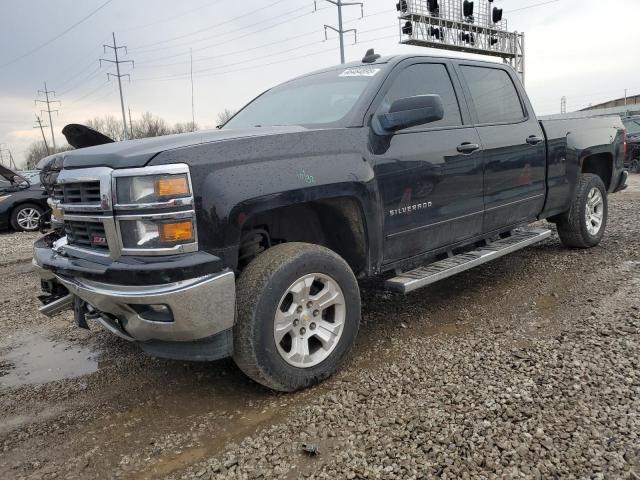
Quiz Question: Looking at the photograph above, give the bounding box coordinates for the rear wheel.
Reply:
[233,242,360,391]
[10,203,43,232]
[556,173,607,248]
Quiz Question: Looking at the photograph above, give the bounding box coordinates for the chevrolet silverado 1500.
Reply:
[34,51,627,391]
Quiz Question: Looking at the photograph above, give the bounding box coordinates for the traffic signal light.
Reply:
[463,1,474,17]
[396,1,408,13]
[460,32,475,44]
[492,7,503,23]
[402,21,413,35]
[429,26,444,39]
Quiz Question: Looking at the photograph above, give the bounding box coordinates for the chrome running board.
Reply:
[386,228,552,293]
[38,294,73,317]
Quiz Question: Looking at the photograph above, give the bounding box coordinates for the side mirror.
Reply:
[374,94,444,134]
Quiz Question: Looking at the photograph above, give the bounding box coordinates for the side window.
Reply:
[460,66,525,124]
[378,63,462,129]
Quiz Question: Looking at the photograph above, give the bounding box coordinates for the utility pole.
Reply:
[33,116,50,155]
[128,107,134,138]
[35,82,60,150]
[101,32,134,140]
[560,96,567,114]
[0,144,17,170]
[317,0,363,64]
[190,48,195,131]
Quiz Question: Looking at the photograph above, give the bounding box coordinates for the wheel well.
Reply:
[582,153,612,190]
[239,198,368,276]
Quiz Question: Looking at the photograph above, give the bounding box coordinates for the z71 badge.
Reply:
[389,202,432,216]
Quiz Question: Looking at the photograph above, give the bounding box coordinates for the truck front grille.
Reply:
[63,220,109,251]
[54,182,101,205]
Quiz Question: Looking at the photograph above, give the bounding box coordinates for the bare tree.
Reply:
[86,115,126,141]
[216,108,236,127]
[133,112,171,138]
[172,121,198,134]
[25,141,71,169]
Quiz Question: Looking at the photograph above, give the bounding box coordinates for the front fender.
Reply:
[149,128,383,270]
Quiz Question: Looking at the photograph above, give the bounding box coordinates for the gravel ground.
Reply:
[0,175,638,480]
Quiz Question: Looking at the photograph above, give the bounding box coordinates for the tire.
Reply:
[10,203,44,232]
[556,173,607,248]
[233,242,361,392]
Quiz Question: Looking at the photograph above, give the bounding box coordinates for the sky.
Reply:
[0,0,638,167]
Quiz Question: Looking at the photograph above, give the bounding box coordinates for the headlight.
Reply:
[119,217,195,249]
[116,173,190,205]
[0,195,11,203]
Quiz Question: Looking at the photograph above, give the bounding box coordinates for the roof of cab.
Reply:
[288,52,503,82]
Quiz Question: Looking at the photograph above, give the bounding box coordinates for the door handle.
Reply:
[457,142,480,154]
[526,135,543,145]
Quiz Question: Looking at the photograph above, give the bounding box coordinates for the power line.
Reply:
[0,0,113,68]
[100,32,134,140]
[317,0,363,64]
[130,0,293,52]
[135,30,399,84]
[506,0,561,13]
[132,3,316,59]
[120,0,226,33]
[34,83,60,150]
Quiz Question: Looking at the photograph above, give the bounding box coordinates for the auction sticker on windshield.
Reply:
[339,66,381,77]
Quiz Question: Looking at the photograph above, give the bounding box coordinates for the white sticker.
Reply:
[339,66,381,77]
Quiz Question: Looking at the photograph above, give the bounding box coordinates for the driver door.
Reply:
[371,60,485,263]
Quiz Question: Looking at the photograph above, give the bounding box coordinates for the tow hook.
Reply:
[73,296,90,330]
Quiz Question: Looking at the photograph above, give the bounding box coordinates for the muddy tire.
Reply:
[556,174,607,248]
[233,242,360,392]
[10,203,44,232]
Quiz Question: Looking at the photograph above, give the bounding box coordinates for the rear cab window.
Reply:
[460,65,525,124]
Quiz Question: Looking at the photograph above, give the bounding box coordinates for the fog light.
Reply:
[130,304,174,322]
[159,221,194,243]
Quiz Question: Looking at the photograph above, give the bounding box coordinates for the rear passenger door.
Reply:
[455,62,546,233]
[372,60,484,263]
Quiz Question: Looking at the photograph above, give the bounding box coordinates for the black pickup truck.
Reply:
[34,51,627,391]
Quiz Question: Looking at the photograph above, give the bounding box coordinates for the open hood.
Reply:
[0,164,25,183]
[62,124,115,149]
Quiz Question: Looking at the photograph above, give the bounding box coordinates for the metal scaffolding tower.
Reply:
[396,0,525,84]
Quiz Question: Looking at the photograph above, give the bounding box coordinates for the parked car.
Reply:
[0,165,49,232]
[34,51,627,391]
[622,116,640,172]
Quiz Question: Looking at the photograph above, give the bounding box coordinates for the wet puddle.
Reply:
[0,332,99,388]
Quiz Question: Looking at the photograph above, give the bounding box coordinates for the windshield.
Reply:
[623,118,640,135]
[223,67,382,129]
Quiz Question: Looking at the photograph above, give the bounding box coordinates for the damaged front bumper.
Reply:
[34,234,237,361]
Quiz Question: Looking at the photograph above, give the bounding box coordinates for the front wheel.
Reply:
[233,243,361,392]
[10,203,44,232]
[556,173,608,248]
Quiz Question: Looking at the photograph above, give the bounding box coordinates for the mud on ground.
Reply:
[0,175,639,479]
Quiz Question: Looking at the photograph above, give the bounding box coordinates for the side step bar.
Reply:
[38,293,73,317]
[386,228,551,293]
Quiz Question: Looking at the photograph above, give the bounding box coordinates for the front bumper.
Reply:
[34,235,237,347]
[51,270,235,342]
